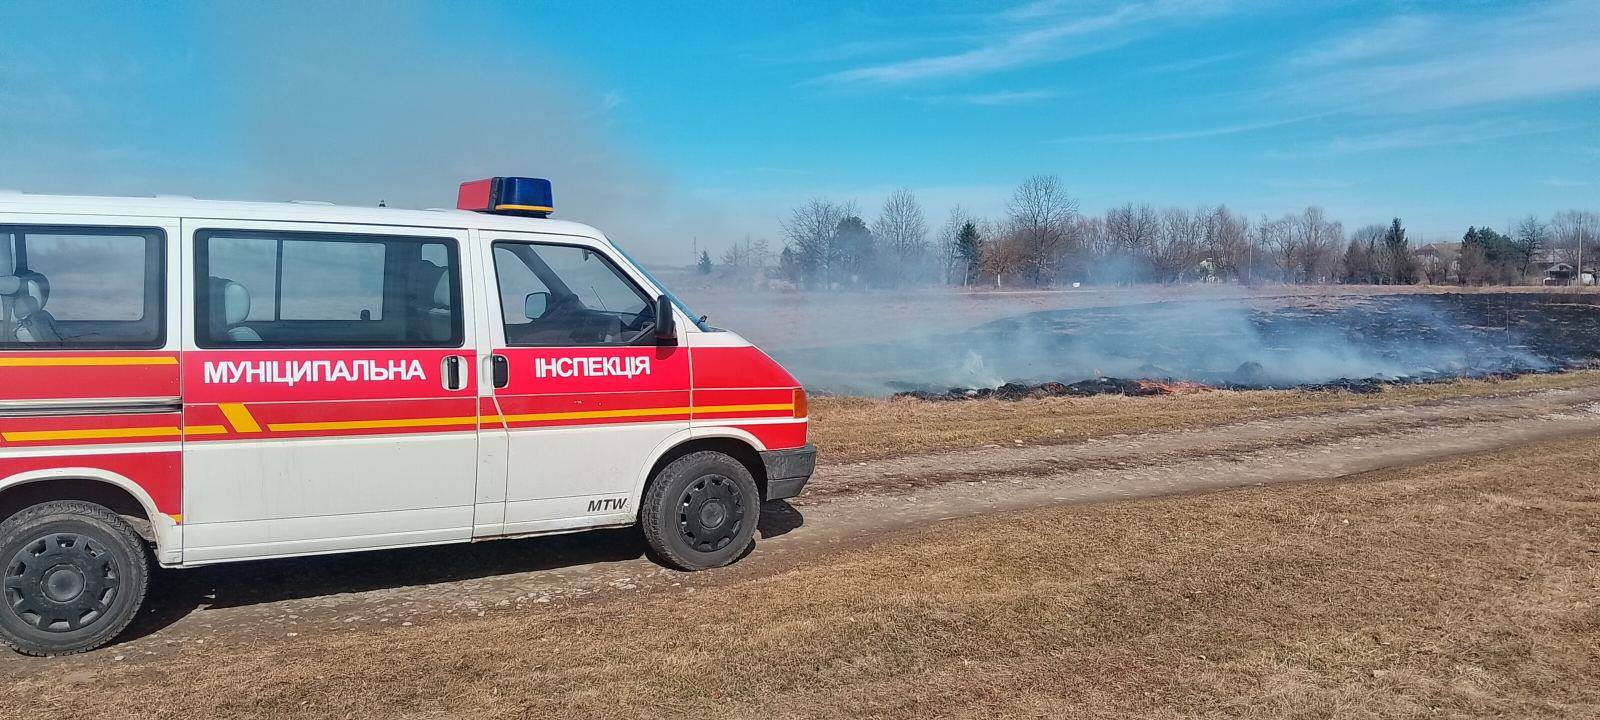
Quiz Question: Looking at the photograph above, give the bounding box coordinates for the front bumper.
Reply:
[759,444,816,501]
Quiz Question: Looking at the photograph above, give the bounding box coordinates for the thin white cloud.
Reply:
[812,0,1240,86]
[1277,118,1582,157]
[1135,50,1247,76]
[1055,114,1317,143]
[1545,176,1594,188]
[1290,15,1435,68]
[1283,1,1600,112]
[922,88,1065,106]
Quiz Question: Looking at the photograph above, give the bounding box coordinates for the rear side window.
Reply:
[194,229,462,348]
[0,225,166,349]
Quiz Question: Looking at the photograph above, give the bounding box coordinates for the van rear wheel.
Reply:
[640,451,760,571]
[0,501,150,656]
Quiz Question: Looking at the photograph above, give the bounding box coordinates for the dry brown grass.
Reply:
[7,430,1597,719]
[810,370,1600,461]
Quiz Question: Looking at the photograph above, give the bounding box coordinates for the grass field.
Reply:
[10,424,1596,719]
[810,369,1600,461]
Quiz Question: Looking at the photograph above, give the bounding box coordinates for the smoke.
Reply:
[0,3,724,263]
[739,292,1577,396]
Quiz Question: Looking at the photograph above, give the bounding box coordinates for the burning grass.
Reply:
[783,292,1600,397]
[810,369,1600,462]
[7,428,1596,718]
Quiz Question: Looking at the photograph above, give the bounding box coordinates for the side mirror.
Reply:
[654,294,677,344]
[524,291,550,321]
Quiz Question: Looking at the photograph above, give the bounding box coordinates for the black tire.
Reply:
[640,451,761,571]
[0,501,150,656]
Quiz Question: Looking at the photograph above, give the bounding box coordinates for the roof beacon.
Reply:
[457,177,554,218]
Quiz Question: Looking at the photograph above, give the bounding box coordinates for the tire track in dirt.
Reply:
[6,385,1600,674]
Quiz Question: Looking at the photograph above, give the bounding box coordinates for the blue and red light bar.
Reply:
[457,177,554,217]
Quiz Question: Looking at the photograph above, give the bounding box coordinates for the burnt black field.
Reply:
[775,293,1600,397]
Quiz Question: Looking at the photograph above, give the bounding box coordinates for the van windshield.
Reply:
[612,243,714,332]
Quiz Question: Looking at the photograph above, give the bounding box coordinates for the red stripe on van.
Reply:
[0,352,179,401]
[0,451,181,516]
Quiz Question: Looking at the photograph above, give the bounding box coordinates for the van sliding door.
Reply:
[178,220,481,563]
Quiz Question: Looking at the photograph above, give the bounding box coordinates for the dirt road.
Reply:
[4,382,1598,678]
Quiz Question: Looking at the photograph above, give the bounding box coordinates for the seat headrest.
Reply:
[222,281,251,325]
[432,271,451,308]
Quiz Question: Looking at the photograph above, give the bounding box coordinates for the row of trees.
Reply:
[707,176,1598,288]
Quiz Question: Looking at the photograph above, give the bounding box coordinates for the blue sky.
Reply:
[1,1,1597,260]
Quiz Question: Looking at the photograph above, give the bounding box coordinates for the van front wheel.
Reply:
[0,501,150,656]
[640,451,760,571]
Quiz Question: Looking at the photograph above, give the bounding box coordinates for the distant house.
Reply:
[1543,261,1598,286]
[1414,242,1459,261]
[1544,262,1576,285]
[1414,242,1460,283]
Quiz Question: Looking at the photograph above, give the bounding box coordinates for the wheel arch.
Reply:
[632,430,769,508]
[0,468,170,553]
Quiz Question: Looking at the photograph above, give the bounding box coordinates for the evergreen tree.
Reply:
[777,246,800,284]
[1341,238,1374,283]
[1460,225,1520,284]
[954,221,983,286]
[832,216,877,286]
[1381,218,1416,284]
[696,249,713,275]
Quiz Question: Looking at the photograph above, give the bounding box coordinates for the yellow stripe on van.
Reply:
[2,426,184,442]
[499,407,692,424]
[694,404,795,415]
[218,403,263,433]
[190,402,797,437]
[497,403,792,425]
[267,416,482,433]
[0,356,177,367]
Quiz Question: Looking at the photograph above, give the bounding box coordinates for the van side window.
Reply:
[0,226,166,349]
[195,229,461,348]
[492,242,654,346]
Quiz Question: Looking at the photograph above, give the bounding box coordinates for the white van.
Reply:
[0,178,814,655]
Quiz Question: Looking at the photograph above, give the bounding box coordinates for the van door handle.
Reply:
[492,354,510,389]
[442,355,465,391]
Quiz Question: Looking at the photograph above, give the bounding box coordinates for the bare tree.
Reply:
[1202,205,1251,281]
[780,198,852,287]
[1552,210,1599,282]
[1005,175,1078,285]
[1102,203,1160,283]
[937,205,975,284]
[1289,207,1342,283]
[1104,203,1159,257]
[872,188,930,287]
[1255,214,1297,283]
[1150,207,1204,282]
[980,229,1025,287]
[1343,224,1384,283]
[719,236,770,274]
[1418,243,1457,284]
[1512,214,1550,280]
